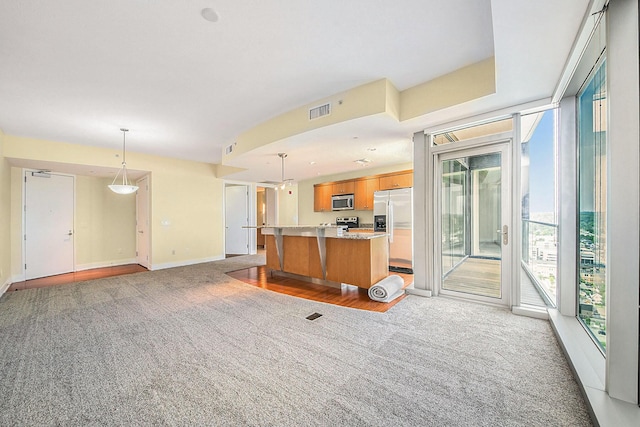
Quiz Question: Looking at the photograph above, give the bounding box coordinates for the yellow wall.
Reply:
[225,79,394,162]
[223,60,494,165]
[75,176,137,269]
[3,135,225,275]
[297,162,413,226]
[0,131,11,289]
[151,166,223,266]
[9,168,21,279]
[399,57,496,121]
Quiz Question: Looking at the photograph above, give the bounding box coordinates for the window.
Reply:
[521,110,558,307]
[577,58,607,352]
[433,118,512,146]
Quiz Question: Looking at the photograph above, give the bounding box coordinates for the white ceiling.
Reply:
[0,0,589,183]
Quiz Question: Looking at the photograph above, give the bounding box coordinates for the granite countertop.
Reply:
[337,231,387,240]
[247,225,345,229]
[261,225,386,240]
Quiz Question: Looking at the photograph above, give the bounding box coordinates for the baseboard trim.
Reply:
[0,278,10,297]
[549,309,640,427]
[75,259,138,272]
[512,305,549,320]
[151,255,225,271]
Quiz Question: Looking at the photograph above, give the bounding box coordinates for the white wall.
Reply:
[605,0,639,403]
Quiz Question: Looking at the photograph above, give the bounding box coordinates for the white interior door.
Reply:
[136,176,150,268]
[436,142,511,306]
[24,171,75,280]
[225,185,249,255]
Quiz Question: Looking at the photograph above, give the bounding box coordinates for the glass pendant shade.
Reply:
[108,183,138,194]
[109,128,139,194]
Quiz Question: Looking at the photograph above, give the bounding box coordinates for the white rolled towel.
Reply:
[368,275,405,302]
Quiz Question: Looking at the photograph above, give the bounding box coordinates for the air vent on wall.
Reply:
[309,103,331,120]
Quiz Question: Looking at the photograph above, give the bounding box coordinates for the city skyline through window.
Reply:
[521,110,558,305]
[577,57,607,352]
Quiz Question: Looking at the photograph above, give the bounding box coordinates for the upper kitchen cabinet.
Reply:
[313,183,333,212]
[332,180,355,195]
[354,177,379,210]
[379,170,413,190]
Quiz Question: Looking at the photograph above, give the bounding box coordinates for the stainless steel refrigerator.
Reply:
[373,188,413,273]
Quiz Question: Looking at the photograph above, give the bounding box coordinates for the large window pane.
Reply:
[520,110,558,307]
[577,58,607,352]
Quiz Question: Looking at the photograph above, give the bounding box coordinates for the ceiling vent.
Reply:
[309,103,331,120]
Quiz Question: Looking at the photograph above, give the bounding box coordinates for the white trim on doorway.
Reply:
[433,140,513,307]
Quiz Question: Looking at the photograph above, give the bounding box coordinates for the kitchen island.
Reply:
[261,226,388,289]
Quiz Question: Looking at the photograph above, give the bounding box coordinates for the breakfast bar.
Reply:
[261,226,388,289]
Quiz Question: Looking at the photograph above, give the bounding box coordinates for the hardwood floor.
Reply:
[443,257,501,298]
[227,266,412,313]
[7,261,412,313]
[7,264,148,292]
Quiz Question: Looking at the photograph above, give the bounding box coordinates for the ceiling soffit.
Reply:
[223,58,496,172]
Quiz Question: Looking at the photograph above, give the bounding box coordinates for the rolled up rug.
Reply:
[368,275,404,302]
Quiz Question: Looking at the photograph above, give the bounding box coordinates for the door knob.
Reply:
[67,230,73,236]
[138,230,144,234]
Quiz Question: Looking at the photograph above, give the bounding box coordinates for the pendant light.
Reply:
[278,153,293,190]
[108,128,139,194]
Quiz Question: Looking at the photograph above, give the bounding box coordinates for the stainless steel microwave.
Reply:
[332,194,354,211]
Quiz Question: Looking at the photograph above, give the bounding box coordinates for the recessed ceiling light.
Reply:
[354,158,372,166]
[201,8,219,22]
[309,161,316,165]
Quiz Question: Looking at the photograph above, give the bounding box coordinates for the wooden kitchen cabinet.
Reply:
[314,183,333,212]
[332,180,355,195]
[354,177,379,210]
[379,171,413,190]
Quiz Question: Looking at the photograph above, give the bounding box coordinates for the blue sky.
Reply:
[527,111,555,213]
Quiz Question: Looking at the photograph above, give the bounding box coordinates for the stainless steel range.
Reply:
[335,216,359,229]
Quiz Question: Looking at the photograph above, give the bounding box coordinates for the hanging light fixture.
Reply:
[278,152,294,190]
[108,128,139,194]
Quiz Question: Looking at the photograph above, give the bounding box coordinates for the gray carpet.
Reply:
[0,254,592,426]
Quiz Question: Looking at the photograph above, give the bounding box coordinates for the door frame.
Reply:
[136,175,151,268]
[430,133,514,307]
[22,169,76,280]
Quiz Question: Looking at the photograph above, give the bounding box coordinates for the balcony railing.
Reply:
[522,219,558,306]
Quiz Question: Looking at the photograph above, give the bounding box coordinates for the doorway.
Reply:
[136,175,150,268]
[24,171,75,280]
[436,143,511,305]
[225,184,249,256]
[256,187,266,249]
